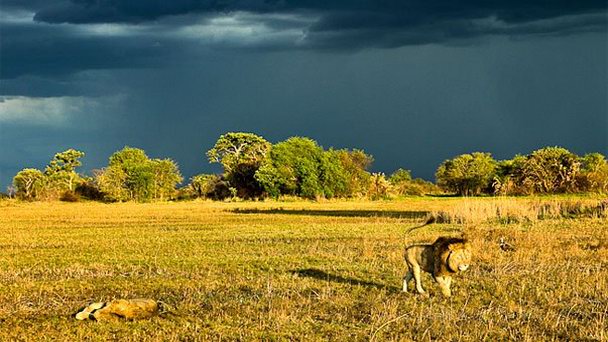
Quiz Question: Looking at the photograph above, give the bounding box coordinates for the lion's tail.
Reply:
[405,214,436,234]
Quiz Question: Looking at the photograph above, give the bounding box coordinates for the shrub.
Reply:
[75,181,105,201]
[436,152,497,195]
[367,172,392,200]
[59,190,80,202]
[189,174,233,200]
[518,147,580,194]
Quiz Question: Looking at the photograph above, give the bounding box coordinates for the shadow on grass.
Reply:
[231,208,430,219]
[292,268,399,291]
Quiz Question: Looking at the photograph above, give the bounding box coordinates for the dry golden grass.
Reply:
[0,198,607,341]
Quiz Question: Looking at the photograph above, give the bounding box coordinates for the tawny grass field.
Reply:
[1,198,606,341]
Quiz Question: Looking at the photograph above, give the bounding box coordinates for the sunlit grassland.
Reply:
[1,198,607,341]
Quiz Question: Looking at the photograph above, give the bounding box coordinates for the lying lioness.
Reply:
[75,298,162,321]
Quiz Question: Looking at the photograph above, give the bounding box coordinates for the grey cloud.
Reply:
[9,0,605,49]
[1,1,606,84]
[0,21,183,79]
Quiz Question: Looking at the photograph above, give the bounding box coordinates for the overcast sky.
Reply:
[1,1,607,189]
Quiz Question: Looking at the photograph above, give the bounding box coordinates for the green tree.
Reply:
[389,169,438,196]
[581,153,606,172]
[492,155,526,195]
[436,152,497,196]
[256,140,373,199]
[577,153,608,193]
[207,132,271,199]
[94,167,128,201]
[151,159,183,200]
[13,168,45,200]
[389,168,412,184]
[519,147,580,194]
[318,149,349,198]
[334,149,373,197]
[44,149,85,190]
[96,147,182,201]
[255,137,325,199]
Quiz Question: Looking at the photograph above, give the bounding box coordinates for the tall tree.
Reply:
[335,149,373,197]
[44,148,85,191]
[255,137,325,199]
[207,132,271,198]
[151,158,183,200]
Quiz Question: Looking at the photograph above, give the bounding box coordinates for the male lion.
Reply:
[403,236,472,297]
[75,298,162,321]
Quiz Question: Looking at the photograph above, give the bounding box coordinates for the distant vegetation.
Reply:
[8,132,608,201]
[437,147,608,196]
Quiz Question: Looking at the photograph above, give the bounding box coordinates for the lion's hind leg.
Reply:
[412,264,426,295]
[403,269,413,292]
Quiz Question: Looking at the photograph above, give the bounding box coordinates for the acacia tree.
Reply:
[436,152,497,196]
[207,132,271,199]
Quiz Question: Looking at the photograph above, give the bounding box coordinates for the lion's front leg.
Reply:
[435,276,452,297]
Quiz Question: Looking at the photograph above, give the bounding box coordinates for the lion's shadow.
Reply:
[291,268,399,292]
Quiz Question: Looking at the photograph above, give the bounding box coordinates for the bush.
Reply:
[75,181,105,201]
[189,174,233,200]
[60,190,80,202]
[367,173,391,200]
[518,147,580,194]
[392,178,441,196]
[576,153,608,193]
[436,152,497,196]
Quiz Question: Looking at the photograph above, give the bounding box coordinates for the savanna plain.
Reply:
[1,197,607,341]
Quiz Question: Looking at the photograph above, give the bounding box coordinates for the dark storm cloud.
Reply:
[6,0,607,48]
[0,21,176,79]
[1,0,606,82]
[0,11,311,80]
[19,1,607,25]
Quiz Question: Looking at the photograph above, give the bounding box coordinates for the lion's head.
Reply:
[447,245,472,272]
[433,237,472,276]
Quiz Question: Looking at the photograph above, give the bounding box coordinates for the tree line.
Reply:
[9,132,608,201]
[436,147,608,196]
